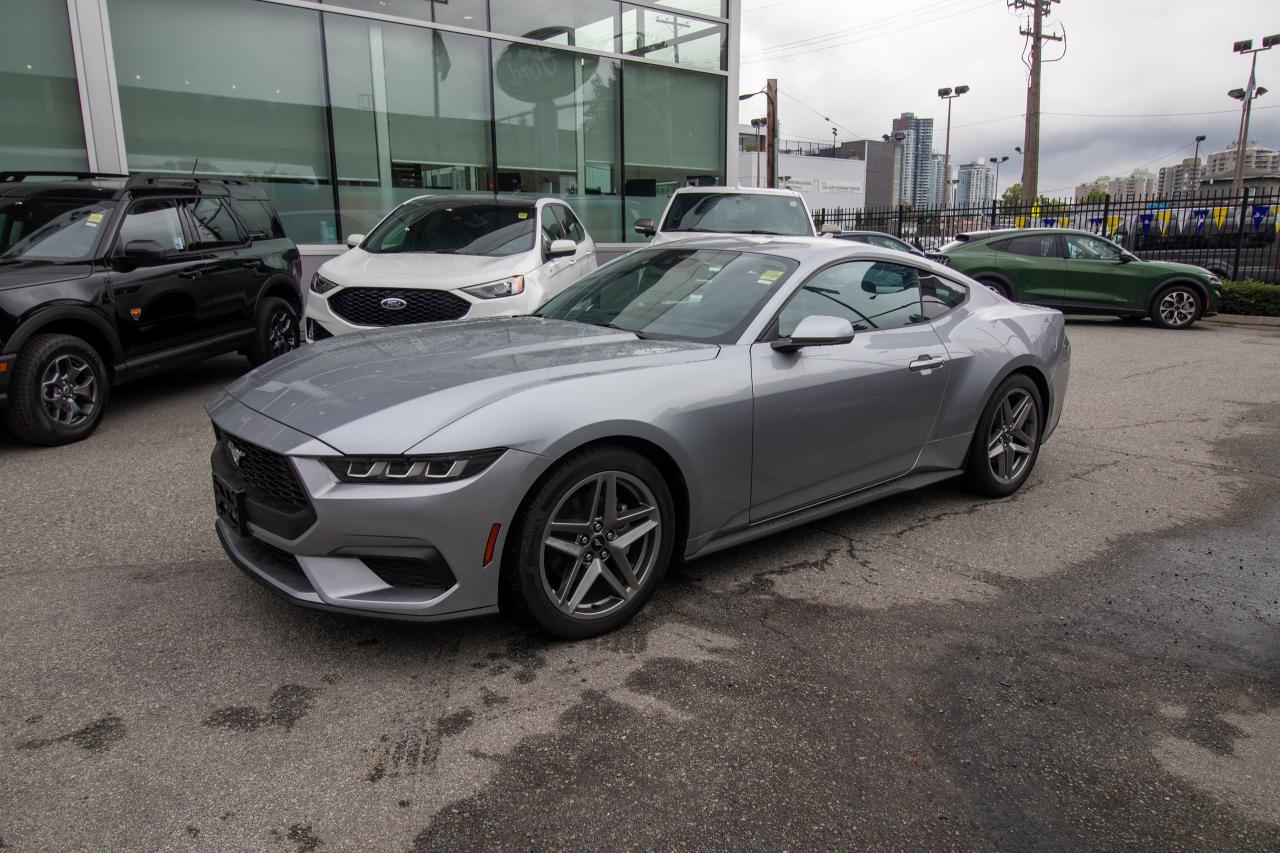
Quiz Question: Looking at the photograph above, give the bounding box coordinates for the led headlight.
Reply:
[311,273,341,294]
[324,449,504,483]
[462,276,524,299]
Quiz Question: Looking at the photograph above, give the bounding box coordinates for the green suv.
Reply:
[938,228,1222,329]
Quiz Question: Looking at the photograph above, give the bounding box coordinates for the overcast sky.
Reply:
[737,0,1280,196]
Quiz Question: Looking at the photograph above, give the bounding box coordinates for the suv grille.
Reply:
[226,438,308,511]
[329,287,469,327]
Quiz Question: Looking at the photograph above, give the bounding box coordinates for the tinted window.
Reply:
[921,274,967,320]
[362,201,535,256]
[778,261,923,336]
[118,200,186,253]
[1000,234,1060,258]
[540,205,563,246]
[1064,233,1122,261]
[228,198,283,240]
[184,198,242,247]
[553,205,587,243]
[661,192,812,236]
[0,198,114,262]
[537,248,796,343]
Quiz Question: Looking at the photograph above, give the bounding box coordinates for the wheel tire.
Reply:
[1149,284,1201,330]
[247,296,300,367]
[501,445,675,640]
[4,333,109,446]
[963,374,1044,498]
[978,278,1011,300]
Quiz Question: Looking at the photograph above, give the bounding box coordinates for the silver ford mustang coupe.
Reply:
[208,237,1069,638]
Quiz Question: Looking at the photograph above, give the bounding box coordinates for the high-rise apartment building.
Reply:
[956,160,996,208]
[1156,157,1203,197]
[891,112,935,208]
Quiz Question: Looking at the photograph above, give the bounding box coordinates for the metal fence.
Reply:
[814,189,1280,283]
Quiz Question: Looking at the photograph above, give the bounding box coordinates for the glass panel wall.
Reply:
[493,43,620,239]
[0,1,87,171]
[622,5,725,71]
[488,0,619,52]
[322,0,488,29]
[107,0,335,242]
[650,0,725,16]
[623,63,724,240]
[324,14,492,236]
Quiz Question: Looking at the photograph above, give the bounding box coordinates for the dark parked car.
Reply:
[0,172,302,445]
[835,230,926,257]
[937,227,1223,329]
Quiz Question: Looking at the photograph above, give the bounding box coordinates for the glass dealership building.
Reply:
[3,0,740,258]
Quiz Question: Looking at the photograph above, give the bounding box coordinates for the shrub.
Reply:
[1220,279,1280,317]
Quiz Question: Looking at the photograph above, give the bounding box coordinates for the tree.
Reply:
[1000,183,1023,214]
[1082,189,1108,204]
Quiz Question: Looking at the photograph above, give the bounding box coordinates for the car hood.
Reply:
[319,248,535,290]
[221,317,719,454]
[0,261,94,292]
[1141,259,1213,279]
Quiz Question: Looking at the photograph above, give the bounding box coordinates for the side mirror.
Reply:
[548,238,576,258]
[345,233,365,249]
[1118,252,1136,263]
[122,239,169,264]
[771,315,856,353]
[634,218,656,237]
[819,223,841,236]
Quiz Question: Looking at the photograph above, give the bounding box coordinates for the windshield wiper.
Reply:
[602,322,648,340]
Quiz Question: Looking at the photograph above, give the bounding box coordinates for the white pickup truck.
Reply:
[633,186,838,244]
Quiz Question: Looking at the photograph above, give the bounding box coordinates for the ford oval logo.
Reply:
[380,297,408,311]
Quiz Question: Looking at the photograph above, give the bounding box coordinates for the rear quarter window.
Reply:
[228,198,285,240]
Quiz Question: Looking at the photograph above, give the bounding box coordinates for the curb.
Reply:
[1210,314,1280,329]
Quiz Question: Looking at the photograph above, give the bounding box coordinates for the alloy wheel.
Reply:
[539,471,662,620]
[267,309,299,358]
[1158,290,1196,327]
[987,388,1038,484]
[39,354,98,427]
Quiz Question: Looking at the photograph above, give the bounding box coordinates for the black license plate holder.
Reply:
[213,474,249,537]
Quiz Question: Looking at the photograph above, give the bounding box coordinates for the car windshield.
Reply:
[660,193,813,236]
[536,248,797,344]
[361,200,536,256]
[0,197,115,263]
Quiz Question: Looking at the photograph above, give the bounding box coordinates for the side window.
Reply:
[228,198,282,240]
[1064,234,1122,261]
[183,198,242,248]
[920,273,967,320]
[1000,234,1061,258]
[553,205,586,243]
[116,199,185,253]
[777,261,923,337]
[540,206,563,247]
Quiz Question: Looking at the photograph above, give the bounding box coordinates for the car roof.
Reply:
[636,235,953,270]
[955,227,1101,242]
[838,230,903,239]
[399,193,566,208]
[0,173,270,202]
[670,186,803,198]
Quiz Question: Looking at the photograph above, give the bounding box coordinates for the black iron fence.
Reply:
[814,189,1280,283]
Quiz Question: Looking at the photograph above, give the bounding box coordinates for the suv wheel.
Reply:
[5,333,109,446]
[247,296,300,366]
[1150,285,1201,330]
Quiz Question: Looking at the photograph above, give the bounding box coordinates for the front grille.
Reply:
[362,556,455,590]
[329,287,469,327]
[225,438,308,511]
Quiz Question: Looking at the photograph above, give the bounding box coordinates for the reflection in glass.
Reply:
[648,0,724,17]
[325,14,493,236]
[489,0,620,52]
[623,63,725,241]
[0,1,87,170]
[493,43,621,240]
[321,0,487,29]
[107,0,335,242]
[622,5,725,71]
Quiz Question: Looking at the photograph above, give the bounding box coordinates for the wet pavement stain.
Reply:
[20,715,125,754]
[203,685,315,733]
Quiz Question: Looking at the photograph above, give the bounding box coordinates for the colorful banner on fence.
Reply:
[1139,212,1154,234]
[1156,211,1171,235]
[1212,207,1228,229]
[1041,217,1057,227]
[1191,209,1208,235]
[1252,205,1270,231]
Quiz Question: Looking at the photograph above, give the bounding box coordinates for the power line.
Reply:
[777,89,869,142]
[740,0,971,58]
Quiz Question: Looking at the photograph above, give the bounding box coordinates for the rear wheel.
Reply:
[4,333,109,446]
[1150,284,1201,330]
[978,278,1011,300]
[963,374,1043,498]
[502,446,674,639]
[247,296,300,366]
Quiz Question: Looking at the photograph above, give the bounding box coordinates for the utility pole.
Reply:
[1013,0,1062,204]
[766,77,778,188]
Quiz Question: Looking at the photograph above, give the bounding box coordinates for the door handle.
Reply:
[908,355,947,372]
[178,270,203,280]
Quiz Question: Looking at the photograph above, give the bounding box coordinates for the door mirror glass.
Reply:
[634,218,656,237]
[1118,251,1137,263]
[346,233,365,249]
[772,314,855,352]
[122,239,169,264]
[548,238,577,258]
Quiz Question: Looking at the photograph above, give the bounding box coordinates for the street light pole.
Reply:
[1230,35,1279,195]
[989,155,1010,203]
[1190,134,1206,196]
[938,85,969,210]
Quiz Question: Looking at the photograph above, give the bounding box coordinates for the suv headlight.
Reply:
[462,276,524,299]
[323,449,504,483]
[311,273,341,294]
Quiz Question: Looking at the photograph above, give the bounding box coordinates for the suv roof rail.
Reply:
[0,171,128,183]
[124,173,252,190]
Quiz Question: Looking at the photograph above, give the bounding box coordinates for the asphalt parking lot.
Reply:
[2,318,1279,852]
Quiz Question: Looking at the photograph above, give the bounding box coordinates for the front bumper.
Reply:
[208,394,552,621]
[304,284,545,339]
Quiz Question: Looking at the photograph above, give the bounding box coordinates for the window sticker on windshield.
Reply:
[173,236,184,251]
[789,201,798,207]
[756,268,784,284]
[86,213,104,227]
[517,211,529,219]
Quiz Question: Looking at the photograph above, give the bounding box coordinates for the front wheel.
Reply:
[1150,285,1201,330]
[963,374,1043,498]
[4,333,109,446]
[502,446,675,639]
[247,296,300,367]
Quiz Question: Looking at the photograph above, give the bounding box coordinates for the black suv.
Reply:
[0,172,302,446]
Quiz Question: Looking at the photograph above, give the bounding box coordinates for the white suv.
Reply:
[305,195,596,339]
[633,186,832,244]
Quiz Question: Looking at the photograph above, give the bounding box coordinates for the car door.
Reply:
[536,203,578,298]
[108,197,209,359]
[993,232,1067,304]
[180,195,255,336]
[552,203,597,281]
[1061,232,1146,310]
[749,259,951,521]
